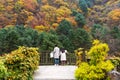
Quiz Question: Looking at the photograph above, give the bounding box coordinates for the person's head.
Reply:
[62,50,65,53]
[55,44,57,47]
[61,48,65,53]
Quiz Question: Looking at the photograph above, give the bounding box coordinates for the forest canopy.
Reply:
[0,0,120,55]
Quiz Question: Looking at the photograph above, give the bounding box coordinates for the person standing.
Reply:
[53,45,60,66]
[60,49,67,65]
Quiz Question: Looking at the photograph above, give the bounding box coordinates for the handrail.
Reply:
[39,52,76,65]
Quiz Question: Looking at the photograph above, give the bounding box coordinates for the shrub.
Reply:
[0,59,8,79]
[110,57,120,72]
[75,40,114,80]
[4,46,40,80]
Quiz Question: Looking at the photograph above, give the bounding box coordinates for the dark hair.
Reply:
[62,50,65,53]
[61,48,65,53]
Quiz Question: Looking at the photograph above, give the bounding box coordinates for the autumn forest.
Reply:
[0,0,120,55]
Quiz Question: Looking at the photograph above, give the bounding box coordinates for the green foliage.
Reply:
[4,46,40,80]
[58,34,74,52]
[109,57,120,72]
[85,0,94,8]
[79,0,88,13]
[56,19,73,35]
[110,26,120,39]
[91,24,108,40]
[75,40,114,80]
[0,59,8,79]
[0,25,41,54]
[39,32,62,52]
[68,28,91,50]
[75,13,86,27]
[71,9,79,16]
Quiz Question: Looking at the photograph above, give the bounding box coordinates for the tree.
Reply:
[56,19,73,35]
[39,32,62,52]
[0,25,41,54]
[75,13,86,28]
[78,0,88,14]
[68,28,91,50]
[108,9,120,26]
[41,4,56,26]
[111,26,120,39]
[58,34,74,52]
[91,24,108,40]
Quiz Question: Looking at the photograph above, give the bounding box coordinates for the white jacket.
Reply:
[53,47,60,58]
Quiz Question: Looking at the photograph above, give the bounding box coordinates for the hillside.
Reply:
[0,0,120,55]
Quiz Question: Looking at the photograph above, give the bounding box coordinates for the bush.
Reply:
[75,40,114,80]
[4,46,40,80]
[0,59,8,79]
[110,57,120,72]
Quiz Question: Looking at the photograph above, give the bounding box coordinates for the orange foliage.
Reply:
[65,17,77,26]
[83,25,90,32]
[41,5,56,25]
[108,9,120,21]
[6,6,13,11]
[23,0,38,11]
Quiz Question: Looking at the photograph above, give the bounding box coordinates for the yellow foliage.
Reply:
[16,0,24,7]
[4,46,40,79]
[52,23,59,29]
[26,15,34,23]
[0,3,5,11]
[56,6,72,17]
[35,25,49,32]
[88,41,109,62]
[41,5,56,12]
[75,40,114,80]
[74,48,84,66]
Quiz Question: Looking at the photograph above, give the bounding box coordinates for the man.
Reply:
[53,45,60,66]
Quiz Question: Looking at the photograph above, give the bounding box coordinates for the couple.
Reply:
[53,45,67,66]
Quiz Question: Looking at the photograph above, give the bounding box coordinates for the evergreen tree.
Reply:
[91,24,108,40]
[39,32,62,52]
[75,13,86,27]
[56,19,73,35]
[58,34,74,52]
[68,28,91,50]
[79,0,88,13]
[0,25,41,54]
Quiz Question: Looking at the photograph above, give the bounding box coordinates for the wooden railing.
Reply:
[40,52,76,65]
